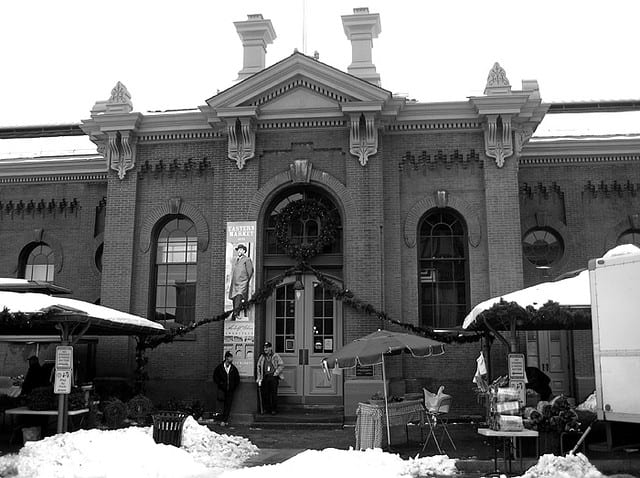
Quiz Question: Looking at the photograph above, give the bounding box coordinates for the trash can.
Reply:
[152,411,189,447]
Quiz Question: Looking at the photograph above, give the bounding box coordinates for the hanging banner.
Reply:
[224,221,256,377]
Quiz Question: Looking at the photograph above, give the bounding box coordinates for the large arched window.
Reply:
[20,242,55,282]
[418,209,469,328]
[152,216,197,325]
[264,187,342,265]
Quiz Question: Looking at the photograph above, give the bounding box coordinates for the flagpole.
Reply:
[381,354,391,447]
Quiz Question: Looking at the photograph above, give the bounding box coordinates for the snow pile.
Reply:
[0,426,207,478]
[181,416,259,470]
[220,448,459,478]
[517,453,605,478]
[0,417,258,478]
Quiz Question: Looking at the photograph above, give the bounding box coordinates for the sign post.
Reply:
[508,353,527,407]
[55,345,74,433]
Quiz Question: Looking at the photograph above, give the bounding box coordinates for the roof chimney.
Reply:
[341,7,381,86]
[234,14,276,81]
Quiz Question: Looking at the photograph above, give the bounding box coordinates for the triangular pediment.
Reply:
[203,52,392,120]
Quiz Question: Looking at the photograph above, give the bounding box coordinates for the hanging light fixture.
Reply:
[293,273,305,300]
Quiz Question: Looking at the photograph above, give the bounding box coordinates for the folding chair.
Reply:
[421,386,456,454]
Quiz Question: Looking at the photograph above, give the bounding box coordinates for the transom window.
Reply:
[153,216,197,325]
[264,188,342,256]
[617,229,640,248]
[22,242,55,282]
[523,228,564,267]
[418,209,468,328]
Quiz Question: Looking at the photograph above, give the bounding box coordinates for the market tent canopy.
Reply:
[462,244,640,332]
[0,290,166,336]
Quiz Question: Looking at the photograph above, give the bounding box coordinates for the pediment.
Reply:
[204,52,392,119]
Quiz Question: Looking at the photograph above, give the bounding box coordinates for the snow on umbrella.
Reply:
[322,329,445,446]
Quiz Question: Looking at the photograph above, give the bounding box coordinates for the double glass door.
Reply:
[266,274,342,402]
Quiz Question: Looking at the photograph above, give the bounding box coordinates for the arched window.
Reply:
[264,187,342,259]
[21,242,55,282]
[152,216,197,325]
[617,229,640,248]
[522,228,564,267]
[418,209,468,328]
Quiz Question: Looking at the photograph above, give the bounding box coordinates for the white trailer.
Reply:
[588,251,640,424]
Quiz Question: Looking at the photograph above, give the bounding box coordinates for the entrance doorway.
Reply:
[265,274,342,404]
[526,330,572,397]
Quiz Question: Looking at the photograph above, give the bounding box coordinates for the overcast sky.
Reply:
[2,0,639,127]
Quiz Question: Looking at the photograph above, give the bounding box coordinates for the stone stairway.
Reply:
[251,405,344,429]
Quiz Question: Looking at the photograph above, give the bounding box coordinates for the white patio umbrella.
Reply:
[322,329,445,446]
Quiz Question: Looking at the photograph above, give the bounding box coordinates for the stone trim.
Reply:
[520,154,640,165]
[604,213,640,251]
[139,198,210,253]
[403,192,482,248]
[248,164,357,222]
[138,131,220,142]
[258,120,346,129]
[0,174,107,184]
[248,78,352,106]
[13,229,64,275]
[387,122,481,131]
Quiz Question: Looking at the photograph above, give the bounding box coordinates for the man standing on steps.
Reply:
[213,351,240,426]
[256,341,284,415]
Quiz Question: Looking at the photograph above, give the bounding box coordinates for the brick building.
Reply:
[1,8,639,422]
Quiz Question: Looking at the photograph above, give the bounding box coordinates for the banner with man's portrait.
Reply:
[224,221,256,377]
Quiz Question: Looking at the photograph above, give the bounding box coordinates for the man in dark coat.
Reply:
[213,351,241,426]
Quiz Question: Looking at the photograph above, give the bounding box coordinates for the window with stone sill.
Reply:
[151,216,197,326]
[418,208,469,329]
[522,228,564,267]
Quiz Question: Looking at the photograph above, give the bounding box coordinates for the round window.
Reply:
[617,229,640,248]
[522,228,564,267]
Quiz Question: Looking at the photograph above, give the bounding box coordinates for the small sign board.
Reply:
[55,346,74,370]
[355,364,374,377]
[54,369,72,394]
[508,353,526,381]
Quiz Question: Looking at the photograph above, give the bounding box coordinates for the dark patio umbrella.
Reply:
[322,329,445,445]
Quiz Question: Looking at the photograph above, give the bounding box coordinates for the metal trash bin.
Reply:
[152,411,189,447]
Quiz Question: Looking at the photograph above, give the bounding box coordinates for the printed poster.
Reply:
[224,221,256,377]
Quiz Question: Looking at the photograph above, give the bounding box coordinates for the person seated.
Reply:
[21,356,52,396]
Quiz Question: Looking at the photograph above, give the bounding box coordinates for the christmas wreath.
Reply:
[275,199,339,261]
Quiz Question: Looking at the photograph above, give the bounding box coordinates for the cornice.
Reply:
[522,136,640,159]
[0,154,107,183]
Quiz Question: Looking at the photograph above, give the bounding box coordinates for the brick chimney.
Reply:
[234,14,276,81]
[341,7,381,86]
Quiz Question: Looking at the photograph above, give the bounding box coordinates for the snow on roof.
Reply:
[533,111,640,139]
[0,136,97,160]
[0,290,165,333]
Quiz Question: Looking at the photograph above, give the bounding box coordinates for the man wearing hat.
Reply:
[228,243,254,320]
[256,341,284,414]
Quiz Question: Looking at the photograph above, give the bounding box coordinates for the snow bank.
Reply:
[219,448,459,478]
[517,453,605,478]
[0,416,258,478]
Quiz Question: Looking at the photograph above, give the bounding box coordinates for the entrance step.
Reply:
[252,405,344,429]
